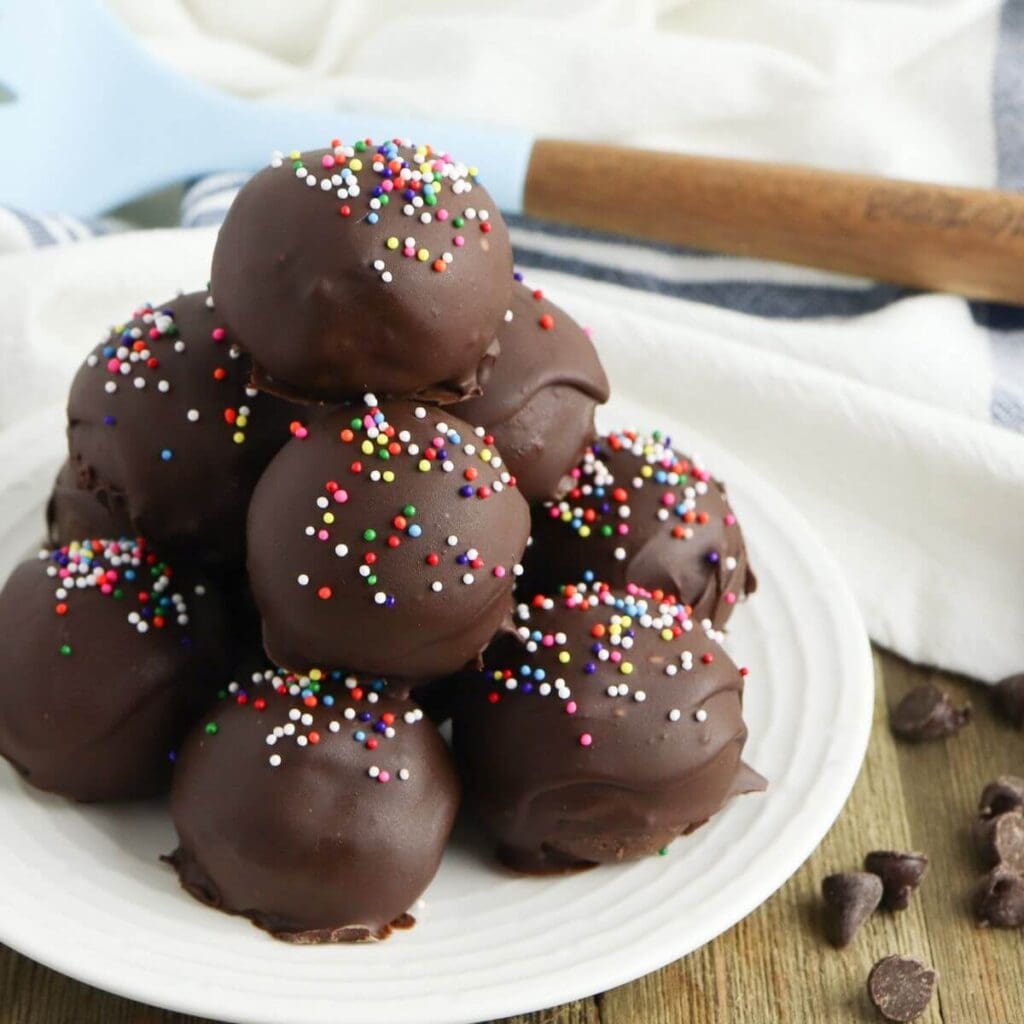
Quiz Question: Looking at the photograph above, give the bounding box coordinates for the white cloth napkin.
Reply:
[1,0,1021,681]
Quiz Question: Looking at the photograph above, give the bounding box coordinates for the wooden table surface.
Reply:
[2,648,1020,1024]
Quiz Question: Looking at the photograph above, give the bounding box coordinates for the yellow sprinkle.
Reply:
[620,616,632,627]
[417,248,430,262]
[620,662,634,675]
[480,449,492,462]
[323,512,335,525]
[289,150,301,160]
[560,511,574,523]
[236,414,248,428]
[641,466,653,478]
[350,158,363,171]
[558,651,571,664]
[418,459,431,472]
[309,668,322,681]
[232,432,245,444]
[578,525,591,538]
[468,165,478,177]
[661,628,674,641]
[382,470,395,483]
[361,440,374,455]
[386,236,399,250]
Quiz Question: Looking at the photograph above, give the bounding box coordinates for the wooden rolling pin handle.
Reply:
[524,140,1024,306]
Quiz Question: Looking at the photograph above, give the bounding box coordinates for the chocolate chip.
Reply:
[864,851,929,910]
[972,812,1024,873]
[979,775,1024,818]
[821,871,883,947]
[867,955,937,1022]
[974,864,1024,928]
[890,684,971,741]
[992,673,1024,728]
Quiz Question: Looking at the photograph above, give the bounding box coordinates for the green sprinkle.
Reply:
[204,722,219,736]
[59,644,72,657]
[355,140,367,152]
[601,525,614,537]
[658,846,669,856]
[378,450,390,460]
[366,574,377,586]
[453,216,465,228]
[403,505,416,517]
[350,416,362,430]
[363,528,377,542]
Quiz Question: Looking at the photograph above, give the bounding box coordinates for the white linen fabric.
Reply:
[0,0,1021,680]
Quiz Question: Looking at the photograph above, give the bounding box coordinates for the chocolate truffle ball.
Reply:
[451,582,764,872]
[211,138,513,402]
[0,539,226,802]
[457,280,610,502]
[66,290,300,568]
[169,666,459,942]
[47,458,133,545]
[521,431,756,629]
[247,398,530,678]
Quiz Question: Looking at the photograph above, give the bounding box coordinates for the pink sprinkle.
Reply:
[432,436,445,449]
[377,770,390,783]
[100,584,112,594]
[321,154,335,168]
[661,492,676,507]
[317,529,329,541]
[548,506,561,519]
[454,235,465,247]
[492,566,506,578]
[566,701,577,714]
[211,327,226,342]
[724,514,737,526]
[617,524,629,536]
[106,358,120,372]
[403,246,416,257]
[579,732,593,747]
[610,650,622,663]
[571,467,582,479]
[626,582,640,595]
[436,209,449,221]
[541,633,555,646]
[724,592,737,605]
[381,179,394,192]
[333,489,349,504]
[294,426,309,439]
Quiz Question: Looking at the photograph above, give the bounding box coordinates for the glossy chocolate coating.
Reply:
[247,399,530,678]
[521,432,755,628]
[451,582,764,872]
[457,281,609,502]
[169,668,459,942]
[211,141,512,402]
[66,291,299,569]
[0,539,226,801]
[47,458,133,545]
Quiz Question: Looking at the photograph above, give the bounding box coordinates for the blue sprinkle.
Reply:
[104,416,116,426]
[367,212,379,224]
[359,710,372,722]
[459,485,474,498]
[354,730,366,742]
[407,524,422,538]
[160,449,173,461]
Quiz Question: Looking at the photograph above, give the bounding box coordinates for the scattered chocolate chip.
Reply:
[890,684,971,741]
[821,871,883,947]
[972,812,1024,873]
[864,851,929,910]
[979,775,1024,818]
[867,955,937,1022]
[974,864,1024,928]
[992,673,1024,728]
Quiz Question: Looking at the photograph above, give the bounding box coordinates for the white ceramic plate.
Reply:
[0,397,873,1024]
[0,234,873,1023]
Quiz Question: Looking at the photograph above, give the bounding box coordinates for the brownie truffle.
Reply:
[0,539,225,801]
[66,290,299,568]
[211,139,513,402]
[169,666,459,942]
[457,279,610,502]
[47,458,133,545]
[521,431,755,628]
[451,581,764,873]
[247,398,530,678]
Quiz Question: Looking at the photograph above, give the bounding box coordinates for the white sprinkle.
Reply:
[296,735,309,747]
[373,259,385,271]
[374,592,388,605]
[269,754,282,767]
[431,581,443,593]
[398,768,411,781]
[186,409,200,422]
[447,535,458,546]
[329,721,341,733]
[462,573,474,585]
[297,574,309,586]
[695,709,708,722]
[414,406,427,419]
[174,340,186,352]
[344,708,356,721]
[316,496,329,509]
[634,690,647,702]
[381,271,393,283]
[368,766,381,779]
[668,709,682,722]
[104,381,117,394]
[665,664,678,676]
[133,377,146,389]
[504,309,514,322]
[334,544,348,558]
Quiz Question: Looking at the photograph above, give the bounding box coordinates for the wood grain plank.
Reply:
[5,650,1015,1024]
[883,657,1024,1024]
